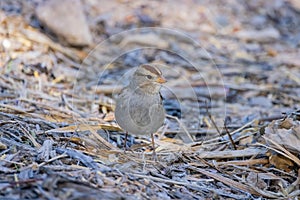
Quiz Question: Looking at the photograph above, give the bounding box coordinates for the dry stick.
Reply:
[78,119,117,150]
[0,158,26,166]
[0,103,41,119]
[191,131,256,148]
[216,158,269,166]
[133,173,196,185]
[61,94,85,116]
[224,121,237,150]
[166,114,194,142]
[17,121,41,148]
[188,166,280,198]
[132,173,215,192]
[205,102,223,137]
[202,119,256,145]
[19,98,82,118]
[196,147,267,159]
[208,116,221,137]
[194,155,224,174]
[45,124,121,133]
[258,115,284,122]
[37,154,68,168]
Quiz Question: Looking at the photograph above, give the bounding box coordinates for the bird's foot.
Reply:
[123,131,128,152]
[151,133,158,161]
[152,149,158,161]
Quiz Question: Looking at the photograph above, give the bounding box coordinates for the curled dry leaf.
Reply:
[0,141,7,150]
[264,118,300,153]
[269,154,294,172]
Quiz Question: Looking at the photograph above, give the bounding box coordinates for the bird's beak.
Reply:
[156,76,167,84]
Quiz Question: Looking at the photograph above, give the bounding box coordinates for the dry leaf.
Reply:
[265,118,300,153]
[269,154,294,172]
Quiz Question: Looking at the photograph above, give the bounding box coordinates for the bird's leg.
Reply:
[123,131,128,152]
[151,133,157,160]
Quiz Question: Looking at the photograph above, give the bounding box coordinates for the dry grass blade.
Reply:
[37,154,68,168]
[191,119,257,146]
[263,136,300,166]
[45,124,121,133]
[79,122,118,150]
[20,28,81,61]
[19,98,82,118]
[166,114,194,142]
[0,103,33,114]
[46,122,118,150]
[56,148,99,169]
[18,121,41,148]
[216,158,269,166]
[196,147,267,159]
[130,172,249,198]
[188,166,281,198]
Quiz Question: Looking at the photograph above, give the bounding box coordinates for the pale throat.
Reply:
[131,82,161,95]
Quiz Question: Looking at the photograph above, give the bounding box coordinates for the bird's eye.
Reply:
[146,75,153,79]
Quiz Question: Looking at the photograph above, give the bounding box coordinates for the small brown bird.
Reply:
[115,64,166,157]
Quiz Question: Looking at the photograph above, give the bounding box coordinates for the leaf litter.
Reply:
[0,0,300,199]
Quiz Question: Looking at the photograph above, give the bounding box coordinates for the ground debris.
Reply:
[0,0,300,199]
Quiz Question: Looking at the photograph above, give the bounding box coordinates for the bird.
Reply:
[115,64,166,158]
